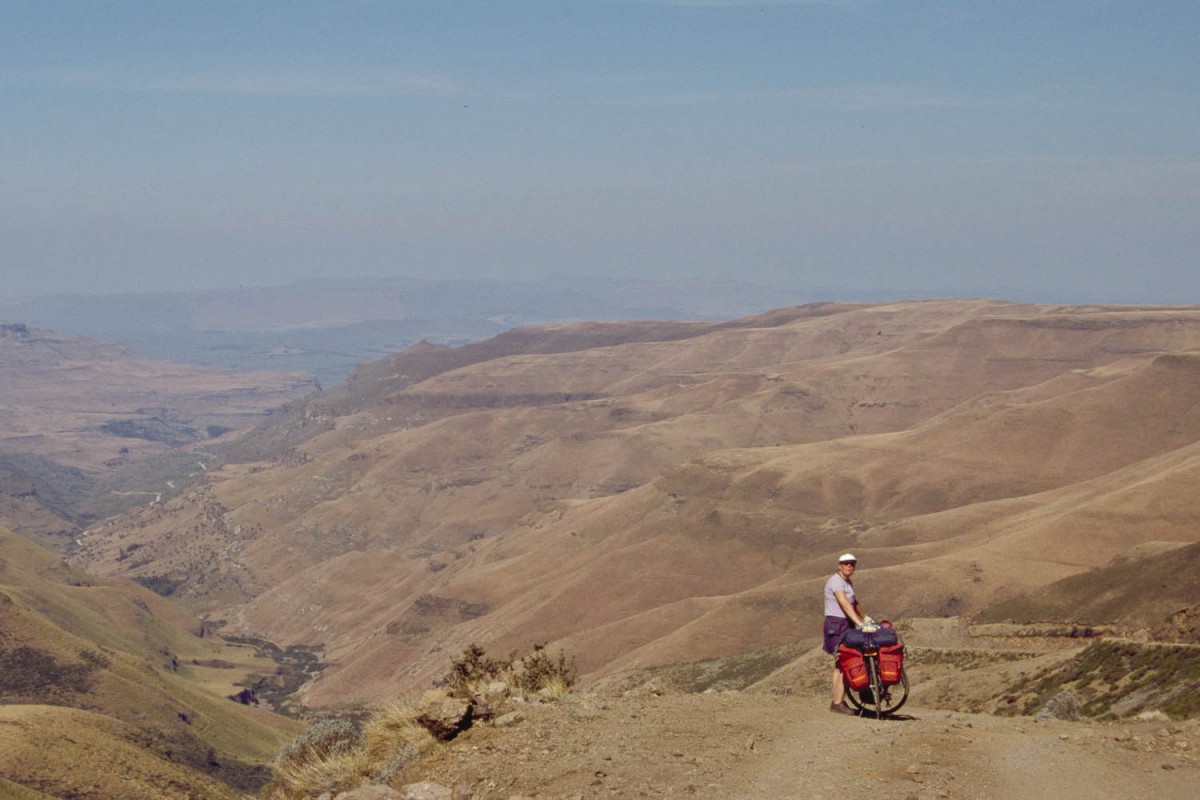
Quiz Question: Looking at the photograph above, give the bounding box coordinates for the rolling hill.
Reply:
[67,300,1200,708]
[0,526,303,798]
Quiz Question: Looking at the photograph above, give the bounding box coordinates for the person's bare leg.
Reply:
[832,667,845,705]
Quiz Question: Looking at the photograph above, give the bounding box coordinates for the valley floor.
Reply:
[405,689,1198,800]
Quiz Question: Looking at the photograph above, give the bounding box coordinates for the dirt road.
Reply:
[409,690,1198,799]
[739,703,1195,800]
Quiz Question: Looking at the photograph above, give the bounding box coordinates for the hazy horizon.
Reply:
[3,1,1197,305]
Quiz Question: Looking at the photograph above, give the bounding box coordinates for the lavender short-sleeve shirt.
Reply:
[823,573,855,618]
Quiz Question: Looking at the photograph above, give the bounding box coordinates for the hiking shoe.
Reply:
[829,702,856,716]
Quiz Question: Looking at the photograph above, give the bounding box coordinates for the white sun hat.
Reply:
[838,553,857,563]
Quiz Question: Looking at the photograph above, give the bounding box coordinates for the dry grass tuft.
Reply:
[264,704,438,798]
[264,749,372,800]
[537,674,572,700]
[364,701,436,763]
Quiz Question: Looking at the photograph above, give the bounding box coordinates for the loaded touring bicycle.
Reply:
[837,620,909,718]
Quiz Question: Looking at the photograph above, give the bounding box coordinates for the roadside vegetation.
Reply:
[263,642,578,799]
[992,640,1200,719]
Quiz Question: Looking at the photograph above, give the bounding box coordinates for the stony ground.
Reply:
[399,688,1198,800]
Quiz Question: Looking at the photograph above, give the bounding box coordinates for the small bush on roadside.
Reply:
[276,718,361,767]
[264,718,368,799]
[264,643,581,798]
[444,642,514,695]
[514,643,578,695]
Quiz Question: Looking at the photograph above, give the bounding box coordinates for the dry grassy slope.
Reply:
[975,539,1200,628]
[0,705,248,800]
[0,468,77,553]
[0,527,303,798]
[68,301,1200,707]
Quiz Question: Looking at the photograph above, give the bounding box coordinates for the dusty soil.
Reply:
[405,688,1199,800]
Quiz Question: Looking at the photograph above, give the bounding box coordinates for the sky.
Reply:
[2,0,1197,304]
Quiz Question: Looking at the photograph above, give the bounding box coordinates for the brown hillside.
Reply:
[68,301,1200,707]
[0,527,302,797]
[974,538,1200,630]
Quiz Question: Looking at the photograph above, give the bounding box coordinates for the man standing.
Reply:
[823,553,870,714]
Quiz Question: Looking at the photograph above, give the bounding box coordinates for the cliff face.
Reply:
[66,301,1200,706]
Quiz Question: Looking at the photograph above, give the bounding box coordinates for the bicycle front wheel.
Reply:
[866,656,884,719]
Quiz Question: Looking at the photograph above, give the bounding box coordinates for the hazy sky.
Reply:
[3,1,1197,303]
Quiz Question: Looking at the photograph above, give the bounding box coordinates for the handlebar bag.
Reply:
[841,626,900,650]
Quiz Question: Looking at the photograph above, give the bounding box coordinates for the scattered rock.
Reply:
[400,783,453,800]
[463,681,512,722]
[372,745,424,783]
[334,786,404,799]
[416,690,474,741]
[492,711,526,728]
[1035,691,1079,721]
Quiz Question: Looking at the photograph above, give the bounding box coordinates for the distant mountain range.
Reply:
[1,276,817,387]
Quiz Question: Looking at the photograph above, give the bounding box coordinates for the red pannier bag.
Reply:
[837,644,869,690]
[878,644,905,685]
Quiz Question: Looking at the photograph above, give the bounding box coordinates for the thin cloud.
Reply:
[618,1,859,6]
[598,84,1147,114]
[595,84,975,110]
[7,68,461,99]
